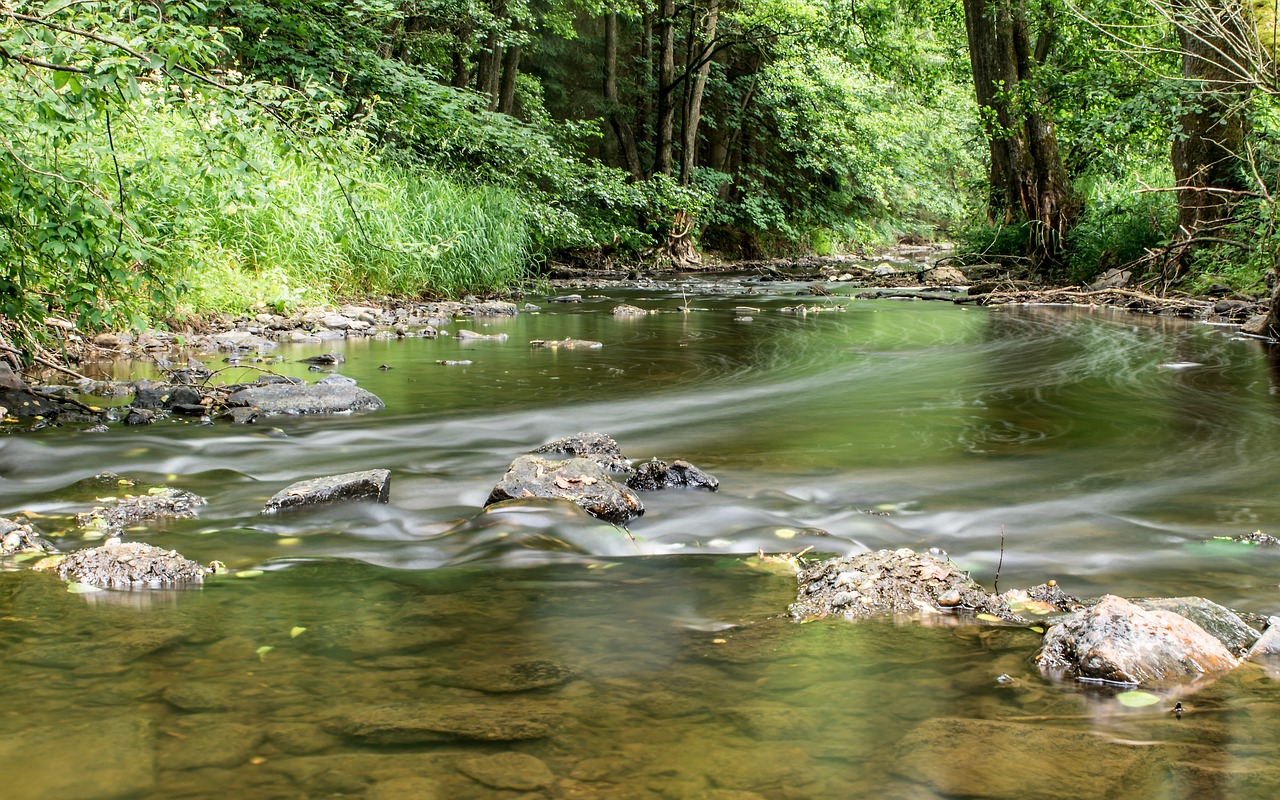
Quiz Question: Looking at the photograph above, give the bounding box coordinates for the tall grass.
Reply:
[121,100,531,316]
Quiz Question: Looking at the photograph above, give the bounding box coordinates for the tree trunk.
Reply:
[680,1,718,185]
[963,0,1076,266]
[605,9,643,179]
[654,0,676,177]
[1170,0,1253,269]
[497,42,521,115]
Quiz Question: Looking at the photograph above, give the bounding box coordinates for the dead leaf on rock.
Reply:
[917,563,951,581]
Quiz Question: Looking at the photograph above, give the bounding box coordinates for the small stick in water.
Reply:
[994,524,1005,594]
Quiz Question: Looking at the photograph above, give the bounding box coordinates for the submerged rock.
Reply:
[0,517,56,556]
[225,382,385,416]
[529,337,603,349]
[455,329,508,341]
[262,469,392,513]
[790,548,1022,622]
[75,487,206,536]
[532,432,632,473]
[456,752,555,791]
[1036,594,1240,684]
[442,659,576,693]
[48,540,206,587]
[486,455,644,524]
[626,458,719,492]
[328,701,560,743]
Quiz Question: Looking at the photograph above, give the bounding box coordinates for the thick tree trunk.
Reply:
[654,0,676,177]
[605,9,643,179]
[497,43,521,115]
[1170,0,1253,269]
[963,0,1076,266]
[679,1,718,185]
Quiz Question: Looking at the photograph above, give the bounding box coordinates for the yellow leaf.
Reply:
[290,626,307,638]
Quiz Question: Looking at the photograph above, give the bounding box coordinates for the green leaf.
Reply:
[1116,691,1161,708]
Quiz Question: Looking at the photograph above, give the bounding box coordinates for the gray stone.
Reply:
[1036,594,1239,684]
[455,329,508,340]
[123,407,157,425]
[1,517,56,556]
[299,352,345,365]
[487,455,644,525]
[262,469,392,512]
[159,721,265,769]
[75,487,206,536]
[51,540,205,587]
[225,383,384,415]
[1248,617,1280,657]
[444,659,575,693]
[532,432,632,473]
[456,752,554,790]
[613,304,649,317]
[529,337,603,349]
[317,374,357,386]
[626,458,719,492]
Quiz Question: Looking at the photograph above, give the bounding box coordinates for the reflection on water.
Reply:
[5,285,1280,797]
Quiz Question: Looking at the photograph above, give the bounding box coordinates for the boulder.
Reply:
[75,487,206,536]
[299,352,344,366]
[1134,596,1260,653]
[1248,617,1280,657]
[47,540,206,587]
[0,363,64,418]
[486,455,644,524]
[532,432,632,473]
[1036,594,1239,684]
[529,338,603,349]
[790,548,1024,622]
[263,469,392,513]
[612,304,649,317]
[225,383,384,416]
[626,458,719,491]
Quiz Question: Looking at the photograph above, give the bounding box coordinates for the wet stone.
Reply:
[75,487,206,536]
[158,720,266,769]
[1036,594,1240,684]
[299,352,344,365]
[52,540,206,587]
[225,382,385,416]
[532,432,632,473]
[626,458,719,492]
[529,337,604,349]
[262,468,392,513]
[487,455,644,525]
[444,659,576,693]
[163,682,244,712]
[367,776,443,800]
[1135,596,1260,654]
[456,752,555,790]
[3,715,155,800]
[613,304,649,317]
[0,517,56,556]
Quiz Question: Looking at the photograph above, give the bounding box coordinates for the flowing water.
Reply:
[5,278,1280,798]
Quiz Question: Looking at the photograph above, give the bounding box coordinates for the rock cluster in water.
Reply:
[487,432,719,525]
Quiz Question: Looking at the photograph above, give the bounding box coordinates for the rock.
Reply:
[456,329,508,341]
[211,330,276,351]
[437,360,472,366]
[299,352,345,366]
[317,374,357,386]
[75,487,206,536]
[548,294,583,303]
[529,337,603,349]
[1134,596,1260,654]
[872,263,896,276]
[0,364,65,418]
[225,383,385,416]
[0,517,56,556]
[612,304,649,317]
[93,332,121,348]
[328,702,559,743]
[131,380,172,408]
[1242,314,1270,335]
[626,458,719,491]
[920,264,967,284]
[532,432,631,473]
[322,313,354,330]
[790,548,1022,622]
[49,540,206,587]
[263,469,392,513]
[123,407,157,425]
[456,752,554,791]
[465,300,520,316]
[486,455,644,524]
[367,777,443,800]
[1248,617,1280,657]
[1231,530,1280,546]
[1036,594,1239,684]
[1,715,156,800]
[159,721,265,769]
[443,659,576,693]
[1087,267,1133,291]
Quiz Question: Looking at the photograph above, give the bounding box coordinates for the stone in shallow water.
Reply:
[262,469,392,512]
[626,458,719,491]
[443,659,576,693]
[1036,594,1239,684]
[531,431,632,473]
[4,715,155,800]
[456,752,555,790]
[75,487,206,536]
[51,540,205,588]
[0,517,55,556]
[487,455,644,525]
[225,382,384,415]
[158,720,266,769]
[328,701,561,743]
[1134,596,1260,653]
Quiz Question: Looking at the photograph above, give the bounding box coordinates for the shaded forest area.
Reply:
[3,0,1280,350]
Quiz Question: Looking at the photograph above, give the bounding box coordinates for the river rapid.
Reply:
[4,277,1280,798]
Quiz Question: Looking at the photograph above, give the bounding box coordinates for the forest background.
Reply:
[2,0,1280,349]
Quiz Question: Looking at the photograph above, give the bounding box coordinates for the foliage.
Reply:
[1063,169,1177,284]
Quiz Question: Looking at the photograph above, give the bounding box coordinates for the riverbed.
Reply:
[3,278,1280,798]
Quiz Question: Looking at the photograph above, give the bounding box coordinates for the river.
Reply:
[3,277,1280,798]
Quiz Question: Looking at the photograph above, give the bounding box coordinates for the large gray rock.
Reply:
[49,540,206,587]
[1036,594,1239,684]
[1134,596,1260,654]
[626,458,719,492]
[226,382,385,416]
[263,469,392,513]
[531,432,631,473]
[486,455,644,525]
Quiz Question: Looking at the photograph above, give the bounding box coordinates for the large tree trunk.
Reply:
[963,0,1076,267]
[1170,0,1253,270]
[679,0,718,186]
[654,0,676,177]
[605,9,643,179]
[497,42,521,115]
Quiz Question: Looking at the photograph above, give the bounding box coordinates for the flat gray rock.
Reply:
[263,469,391,513]
[51,540,205,588]
[226,383,384,415]
[486,455,643,524]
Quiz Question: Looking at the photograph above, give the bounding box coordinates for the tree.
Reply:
[962,0,1078,266]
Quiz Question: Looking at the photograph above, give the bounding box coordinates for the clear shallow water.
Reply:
[5,281,1280,798]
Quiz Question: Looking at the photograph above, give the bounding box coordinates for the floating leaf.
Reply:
[774,528,797,539]
[1116,691,1161,708]
[67,582,102,594]
[235,569,264,579]
[976,613,1002,622]
[1030,626,1045,634]
[290,626,307,638]
[147,487,168,495]
[276,537,301,546]
[255,645,273,661]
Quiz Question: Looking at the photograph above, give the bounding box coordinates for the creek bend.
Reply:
[4,278,1280,798]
